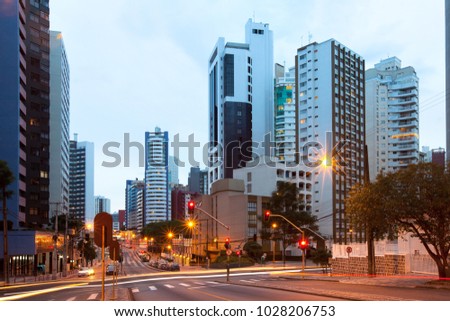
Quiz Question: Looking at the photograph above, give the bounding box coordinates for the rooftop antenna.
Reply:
[308,32,313,44]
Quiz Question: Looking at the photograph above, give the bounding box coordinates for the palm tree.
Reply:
[0,160,14,284]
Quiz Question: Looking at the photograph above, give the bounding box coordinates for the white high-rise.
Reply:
[295,40,366,242]
[365,57,419,181]
[145,127,170,223]
[208,19,274,187]
[49,31,70,216]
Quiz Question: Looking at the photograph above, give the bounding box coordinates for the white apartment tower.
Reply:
[208,19,274,187]
[295,40,366,242]
[49,31,70,216]
[365,57,419,181]
[145,127,170,223]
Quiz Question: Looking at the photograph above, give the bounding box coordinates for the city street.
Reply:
[1,247,449,301]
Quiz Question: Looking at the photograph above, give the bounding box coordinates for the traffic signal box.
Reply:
[299,239,308,250]
[264,210,270,221]
[187,201,195,214]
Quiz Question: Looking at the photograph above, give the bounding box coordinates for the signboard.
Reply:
[109,240,120,261]
[346,246,352,254]
[94,212,113,247]
[226,249,232,256]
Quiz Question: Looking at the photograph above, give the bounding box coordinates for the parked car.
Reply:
[106,264,117,276]
[168,263,180,271]
[78,267,95,277]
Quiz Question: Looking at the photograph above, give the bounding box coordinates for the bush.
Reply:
[243,241,263,260]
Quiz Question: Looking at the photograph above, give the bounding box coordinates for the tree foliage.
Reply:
[268,181,319,240]
[346,163,450,278]
[141,220,187,247]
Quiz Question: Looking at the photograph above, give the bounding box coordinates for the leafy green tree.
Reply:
[346,163,450,279]
[267,181,319,246]
[141,220,186,251]
[243,241,263,260]
[346,181,394,275]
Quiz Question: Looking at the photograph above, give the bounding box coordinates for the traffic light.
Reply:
[224,237,230,249]
[85,233,90,242]
[187,201,195,214]
[299,239,308,250]
[264,210,270,222]
[236,250,241,256]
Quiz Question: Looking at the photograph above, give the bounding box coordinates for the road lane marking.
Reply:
[179,283,190,287]
[164,284,174,288]
[132,288,139,293]
[67,296,76,301]
[149,286,157,291]
[240,280,255,283]
[87,293,98,300]
[194,282,205,285]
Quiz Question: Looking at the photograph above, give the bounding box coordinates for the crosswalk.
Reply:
[64,279,263,300]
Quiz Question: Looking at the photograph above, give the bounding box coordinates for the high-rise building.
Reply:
[144,127,170,223]
[295,40,366,242]
[0,0,29,228]
[0,0,51,227]
[49,30,70,217]
[366,57,420,181]
[168,156,179,187]
[431,147,446,167]
[188,167,208,195]
[95,196,111,214]
[69,137,94,225]
[208,19,274,185]
[446,0,450,162]
[24,0,51,227]
[125,179,145,231]
[274,64,296,164]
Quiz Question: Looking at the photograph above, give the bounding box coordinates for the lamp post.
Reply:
[272,223,278,263]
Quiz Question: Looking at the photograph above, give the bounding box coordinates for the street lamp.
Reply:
[272,223,278,263]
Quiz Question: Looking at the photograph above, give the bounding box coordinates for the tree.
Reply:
[1,160,14,284]
[346,163,450,279]
[141,220,186,252]
[243,241,263,260]
[268,181,319,243]
[346,181,394,275]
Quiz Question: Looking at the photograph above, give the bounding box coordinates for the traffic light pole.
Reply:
[191,205,231,281]
[269,214,306,272]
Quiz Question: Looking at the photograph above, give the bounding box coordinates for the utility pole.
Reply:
[2,187,9,284]
[63,210,68,277]
[51,202,60,280]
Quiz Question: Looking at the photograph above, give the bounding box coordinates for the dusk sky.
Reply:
[50,0,445,212]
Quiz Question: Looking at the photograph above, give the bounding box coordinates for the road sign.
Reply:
[226,249,232,256]
[94,212,113,247]
[109,240,120,261]
[346,246,352,254]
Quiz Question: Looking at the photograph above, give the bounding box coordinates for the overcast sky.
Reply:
[50,0,446,212]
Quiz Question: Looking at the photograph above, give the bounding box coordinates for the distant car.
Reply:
[78,267,95,277]
[106,264,118,275]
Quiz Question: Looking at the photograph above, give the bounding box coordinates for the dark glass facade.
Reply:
[223,102,252,178]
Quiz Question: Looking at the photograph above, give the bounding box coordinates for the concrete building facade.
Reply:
[208,19,274,187]
[144,127,170,223]
[294,39,366,242]
[365,57,420,181]
[49,30,70,217]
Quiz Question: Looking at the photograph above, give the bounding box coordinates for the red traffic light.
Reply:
[264,210,270,221]
[187,201,195,214]
[224,237,230,249]
[299,239,308,250]
[236,250,241,256]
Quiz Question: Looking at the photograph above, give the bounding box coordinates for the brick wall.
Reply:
[330,255,406,275]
